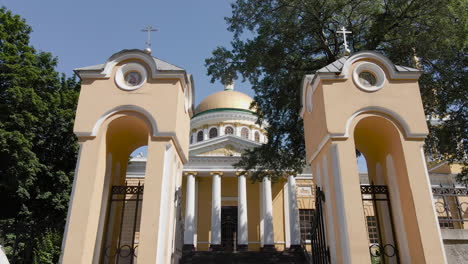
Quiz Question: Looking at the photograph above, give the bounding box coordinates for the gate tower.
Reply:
[300,51,447,263]
[60,49,194,263]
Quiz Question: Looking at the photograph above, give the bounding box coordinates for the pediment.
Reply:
[189,135,261,157]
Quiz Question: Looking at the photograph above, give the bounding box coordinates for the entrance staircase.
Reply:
[180,250,308,264]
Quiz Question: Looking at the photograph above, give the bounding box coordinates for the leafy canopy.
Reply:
[205,0,467,182]
[0,7,79,263]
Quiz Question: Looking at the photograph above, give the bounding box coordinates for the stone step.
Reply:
[180,250,308,264]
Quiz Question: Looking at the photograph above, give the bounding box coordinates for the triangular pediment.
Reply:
[189,135,261,157]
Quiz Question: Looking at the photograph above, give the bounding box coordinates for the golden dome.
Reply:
[195,90,255,115]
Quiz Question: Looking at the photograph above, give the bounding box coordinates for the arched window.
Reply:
[225,126,234,135]
[254,131,260,142]
[190,134,193,144]
[197,131,204,142]
[241,127,249,139]
[209,127,218,138]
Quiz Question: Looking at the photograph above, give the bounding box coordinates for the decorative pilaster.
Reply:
[203,125,209,141]
[262,176,276,251]
[288,175,301,250]
[183,172,197,251]
[237,172,248,251]
[210,172,223,250]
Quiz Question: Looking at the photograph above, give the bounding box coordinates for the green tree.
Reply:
[206,0,467,182]
[0,7,79,263]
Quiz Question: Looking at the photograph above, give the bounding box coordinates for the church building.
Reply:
[59,47,466,264]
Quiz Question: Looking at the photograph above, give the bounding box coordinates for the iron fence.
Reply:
[101,181,144,264]
[432,185,468,229]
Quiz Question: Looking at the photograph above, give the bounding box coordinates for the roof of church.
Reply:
[194,89,255,116]
[75,58,184,72]
[74,49,185,72]
[316,53,420,74]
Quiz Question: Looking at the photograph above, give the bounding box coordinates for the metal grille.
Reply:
[221,206,237,252]
[432,185,468,229]
[309,186,330,264]
[361,184,400,264]
[299,209,314,242]
[365,216,379,244]
[101,181,144,264]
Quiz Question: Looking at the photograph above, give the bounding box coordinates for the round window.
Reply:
[358,71,377,88]
[352,62,386,92]
[115,63,147,91]
[125,71,143,87]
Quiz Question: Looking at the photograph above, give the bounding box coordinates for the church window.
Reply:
[115,62,147,91]
[209,127,218,138]
[352,62,386,92]
[225,126,234,135]
[299,209,314,241]
[241,127,249,139]
[358,71,376,88]
[254,131,260,142]
[125,71,143,87]
[197,131,204,142]
[366,216,380,244]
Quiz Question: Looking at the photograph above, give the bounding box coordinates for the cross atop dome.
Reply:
[224,81,234,91]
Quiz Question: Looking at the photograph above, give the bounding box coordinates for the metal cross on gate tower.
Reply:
[337,26,352,55]
[141,25,158,54]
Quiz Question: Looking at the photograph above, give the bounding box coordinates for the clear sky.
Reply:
[2,0,254,104]
[2,0,368,172]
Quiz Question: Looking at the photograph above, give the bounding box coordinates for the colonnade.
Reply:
[183,172,301,251]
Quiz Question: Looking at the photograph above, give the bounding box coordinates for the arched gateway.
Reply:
[61,49,449,264]
[300,51,447,263]
[60,49,194,264]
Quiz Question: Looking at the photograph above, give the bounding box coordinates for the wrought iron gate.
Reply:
[221,206,237,251]
[310,186,330,264]
[101,181,144,264]
[361,184,399,264]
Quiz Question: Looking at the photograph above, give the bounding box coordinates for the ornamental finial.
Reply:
[337,26,352,55]
[224,81,234,91]
[141,25,158,54]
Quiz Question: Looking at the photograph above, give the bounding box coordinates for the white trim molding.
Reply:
[307,107,427,164]
[352,62,386,92]
[300,51,422,117]
[115,62,147,91]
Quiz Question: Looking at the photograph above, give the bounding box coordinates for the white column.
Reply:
[237,174,248,249]
[210,172,222,248]
[203,127,209,140]
[183,173,196,248]
[288,175,301,247]
[262,177,274,247]
[218,123,224,136]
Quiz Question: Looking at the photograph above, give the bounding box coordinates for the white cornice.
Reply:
[189,135,261,156]
[191,110,268,129]
[74,49,194,116]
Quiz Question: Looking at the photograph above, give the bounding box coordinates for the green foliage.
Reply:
[0,7,79,263]
[32,231,61,264]
[206,0,467,182]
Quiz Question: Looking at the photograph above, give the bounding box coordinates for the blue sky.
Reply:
[2,0,368,172]
[2,0,254,104]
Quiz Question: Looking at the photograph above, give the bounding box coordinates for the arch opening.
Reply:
[352,114,419,263]
[97,113,150,263]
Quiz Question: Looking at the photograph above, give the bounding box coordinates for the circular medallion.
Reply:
[115,63,147,91]
[125,71,142,87]
[353,62,386,92]
[358,71,377,88]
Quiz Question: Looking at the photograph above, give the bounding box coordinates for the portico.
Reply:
[181,170,306,252]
